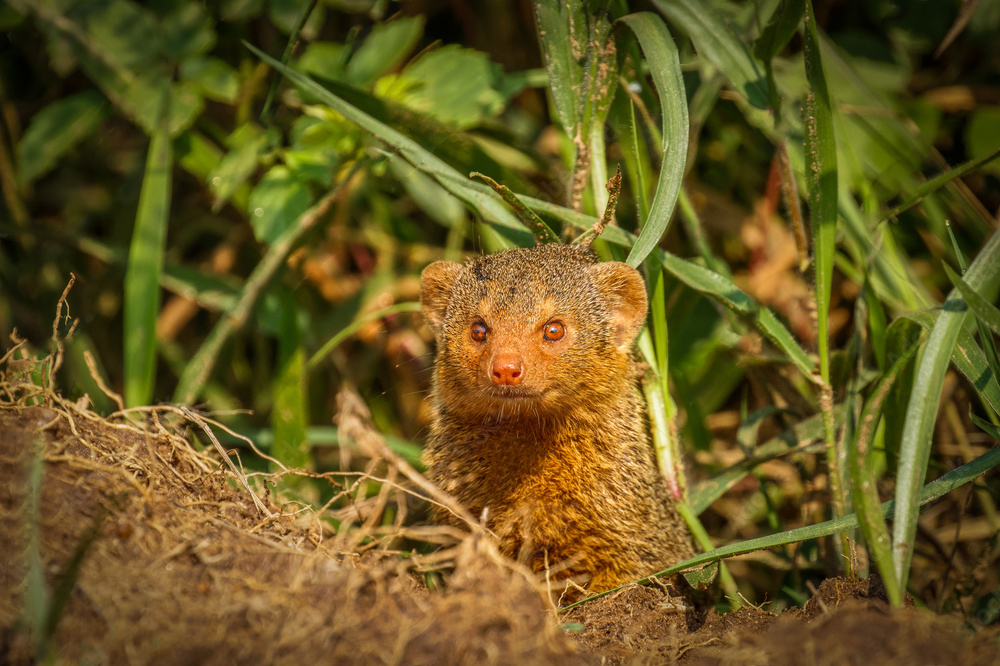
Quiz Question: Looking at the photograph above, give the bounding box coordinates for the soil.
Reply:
[2,396,999,665]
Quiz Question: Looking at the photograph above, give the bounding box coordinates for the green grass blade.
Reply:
[801,0,846,559]
[945,262,1000,403]
[944,263,1000,336]
[659,253,815,378]
[272,296,310,471]
[802,0,838,388]
[753,0,805,63]
[260,0,320,122]
[849,341,919,606]
[756,308,817,380]
[532,1,582,135]
[883,147,1000,221]
[904,310,1000,418]
[892,229,1000,595]
[124,87,172,407]
[533,1,616,212]
[639,260,682,497]
[564,438,1000,612]
[660,252,756,313]
[651,0,769,109]
[676,501,742,609]
[222,426,426,469]
[470,172,559,244]
[617,13,688,267]
[971,413,1000,440]
[753,0,805,119]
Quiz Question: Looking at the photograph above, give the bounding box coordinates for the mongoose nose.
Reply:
[491,354,524,386]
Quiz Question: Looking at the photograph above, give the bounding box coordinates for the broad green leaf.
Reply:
[268,0,323,36]
[247,165,312,245]
[221,0,264,21]
[893,228,1000,596]
[179,56,239,104]
[346,16,424,88]
[385,45,505,128]
[0,3,25,30]
[124,89,172,407]
[209,123,268,211]
[245,42,527,234]
[80,0,161,70]
[161,2,215,61]
[617,13,688,267]
[651,0,770,109]
[121,78,203,136]
[298,41,348,81]
[966,108,1000,176]
[388,157,465,227]
[17,90,109,186]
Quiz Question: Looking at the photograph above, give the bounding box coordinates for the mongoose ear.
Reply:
[421,261,464,335]
[588,262,648,349]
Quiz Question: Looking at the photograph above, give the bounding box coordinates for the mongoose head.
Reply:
[421,244,647,421]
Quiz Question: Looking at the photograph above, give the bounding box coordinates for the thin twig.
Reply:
[83,350,125,412]
[47,274,77,391]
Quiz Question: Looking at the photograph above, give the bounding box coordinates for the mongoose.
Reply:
[420,243,694,593]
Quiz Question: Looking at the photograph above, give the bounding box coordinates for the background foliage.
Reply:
[2,0,999,619]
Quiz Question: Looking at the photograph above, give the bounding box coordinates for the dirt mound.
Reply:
[2,393,997,665]
[0,401,576,665]
[567,576,1000,665]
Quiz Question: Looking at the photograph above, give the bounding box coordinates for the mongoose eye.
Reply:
[543,321,565,342]
[471,322,488,342]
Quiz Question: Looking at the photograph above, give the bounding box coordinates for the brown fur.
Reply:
[421,244,693,593]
